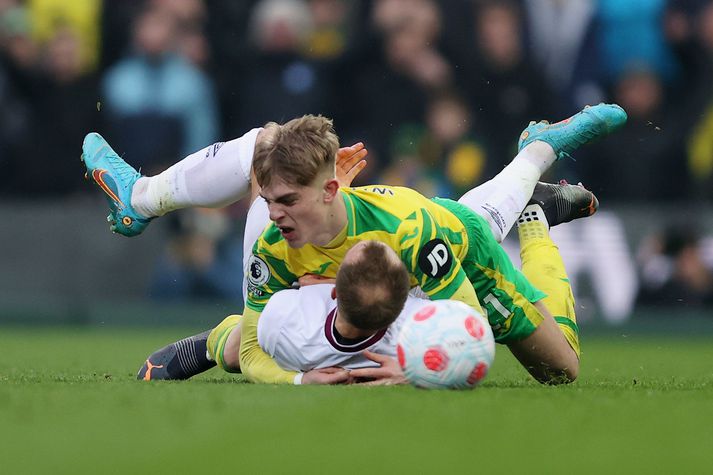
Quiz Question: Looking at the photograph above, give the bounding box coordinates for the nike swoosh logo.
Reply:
[92,169,125,208]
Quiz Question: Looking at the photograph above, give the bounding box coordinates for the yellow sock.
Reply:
[207,314,243,373]
[517,206,580,356]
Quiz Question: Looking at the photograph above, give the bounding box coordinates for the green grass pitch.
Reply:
[1,326,712,474]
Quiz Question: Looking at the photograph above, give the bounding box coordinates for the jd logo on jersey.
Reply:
[418,239,453,278]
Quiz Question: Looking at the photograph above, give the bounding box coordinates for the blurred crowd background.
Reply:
[1,0,712,319]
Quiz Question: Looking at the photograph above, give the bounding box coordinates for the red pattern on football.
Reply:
[467,362,489,385]
[465,315,485,339]
[413,304,437,322]
[423,347,449,371]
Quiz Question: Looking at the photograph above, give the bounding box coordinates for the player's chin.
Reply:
[285,237,306,248]
[285,233,308,248]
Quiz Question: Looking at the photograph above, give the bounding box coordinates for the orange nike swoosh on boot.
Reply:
[91,169,125,208]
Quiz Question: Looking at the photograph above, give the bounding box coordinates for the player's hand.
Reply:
[349,350,407,386]
[302,367,351,385]
[298,273,336,287]
[336,142,368,187]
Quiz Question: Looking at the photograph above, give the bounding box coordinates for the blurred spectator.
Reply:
[679,1,713,201]
[100,0,145,69]
[304,0,353,61]
[150,208,244,303]
[522,0,604,111]
[222,0,338,136]
[637,226,713,308]
[202,0,257,136]
[28,0,101,72]
[460,0,556,175]
[0,1,34,192]
[347,0,452,176]
[101,3,218,172]
[581,66,689,202]
[0,1,38,71]
[20,26,102,195]
[596,0,678,83]
[1,2,100,196]
[664,0,709,89]
[155,0,210,68]
[382,91,489,198]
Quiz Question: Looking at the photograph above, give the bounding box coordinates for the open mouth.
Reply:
[279,226,295,239]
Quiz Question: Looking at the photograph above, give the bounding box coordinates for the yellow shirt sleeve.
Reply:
[449,279,485,315]
[239,307,300,384]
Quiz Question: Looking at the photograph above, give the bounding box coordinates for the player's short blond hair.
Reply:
[253,115,339,188]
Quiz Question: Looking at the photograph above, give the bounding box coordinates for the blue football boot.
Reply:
[81,133,151,236]
[518,103,627,160]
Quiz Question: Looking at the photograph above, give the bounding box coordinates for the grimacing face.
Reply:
[259,177,331,248]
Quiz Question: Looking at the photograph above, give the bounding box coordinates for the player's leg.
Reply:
[81,128,262,236]
[138,173,266,380]
[137,330,216,380]
[137,313,245,380]
[505,202,581,383]
[458,103,626,242]
[440,182,594,384]
[203,173,270,371]
[458,140,552,242]
[206,315,242,372]
[506,302,578,384]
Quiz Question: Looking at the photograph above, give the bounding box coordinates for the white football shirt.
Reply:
[257,284,427,371]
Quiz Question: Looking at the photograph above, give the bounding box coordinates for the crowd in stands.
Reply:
[1,0,712,307]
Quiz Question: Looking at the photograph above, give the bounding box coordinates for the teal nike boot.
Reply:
[518,103,627,159]
[81,133,151,236]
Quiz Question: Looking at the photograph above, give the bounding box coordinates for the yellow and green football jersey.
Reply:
[246,185,474,312]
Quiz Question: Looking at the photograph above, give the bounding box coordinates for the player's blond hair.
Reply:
[253,115,339,188]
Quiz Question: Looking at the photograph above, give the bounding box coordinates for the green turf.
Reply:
[1,327,712,474]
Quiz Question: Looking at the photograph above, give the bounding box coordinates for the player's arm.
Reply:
[242,248,305,383]
[349,350,408,385]
[242,249,349,384]
[401,213,483,313]
[240,307,299,384]
[240,307,350,384]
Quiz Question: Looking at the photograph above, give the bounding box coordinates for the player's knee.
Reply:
[539,357,579,385]
[222,349,240,371]
[221,326,242,372]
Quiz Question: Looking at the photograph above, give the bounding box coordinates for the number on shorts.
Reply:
[483,292,511,328]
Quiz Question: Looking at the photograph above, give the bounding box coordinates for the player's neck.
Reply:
[315,192,348,247]
[334,312,371,340]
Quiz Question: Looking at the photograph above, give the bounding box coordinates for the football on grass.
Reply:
[397,300,495,389]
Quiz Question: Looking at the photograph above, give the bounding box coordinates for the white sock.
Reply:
[516,141,557,175]
[131,128,262,217]
[458,141,554,241]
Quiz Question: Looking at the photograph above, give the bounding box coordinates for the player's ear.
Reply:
[323,178,340,203]
[331,287,337,300]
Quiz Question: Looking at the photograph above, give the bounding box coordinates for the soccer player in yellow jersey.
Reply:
[240,106,625,384]
[82,104,626,385]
